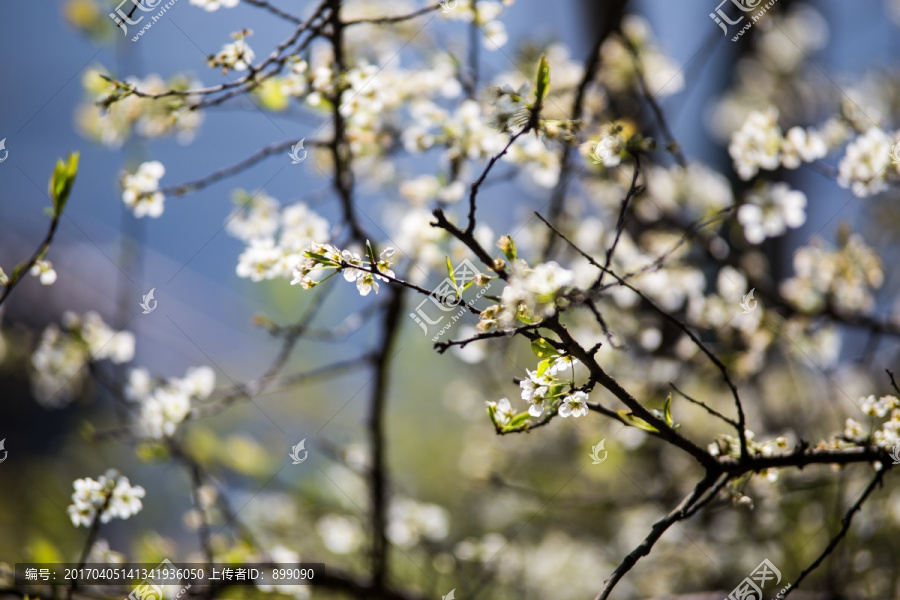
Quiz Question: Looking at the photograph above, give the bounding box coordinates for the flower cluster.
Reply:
[488,353,587,426]
[209,30,255,73]
[708,431,788,482]
[440,0,511,50]
[67,470,145,527]
[387,498,449,548]
[403,98,507,164]
[121,161,166,218]
[77,69,202,148]
[728,108,828,180]
[226,192,331,282]
[836,127,897,197]
[290,243,395,296]
[780,234,883,314]
[31,312,135,407]
[737,182,807,244]
[125,366,216,438]
[479,254,574,331]
[844,394,900,451]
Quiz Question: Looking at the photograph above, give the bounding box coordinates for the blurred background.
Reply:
[2,1,900,599]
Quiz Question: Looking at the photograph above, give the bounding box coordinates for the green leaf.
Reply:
[506,412,531,429]
[365,240,377,265]
[446,256,459,294]
[531,338,557,359]
[535,358,552,378]
[534,54,550,104]
[616,409,659,433]
[664,392,674,428]
[487,404,499,428]
[49,152,80,215]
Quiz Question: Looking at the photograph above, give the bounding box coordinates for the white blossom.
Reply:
[31,312,135,408]
[133,365,216,438]
[225,191,280,241]
[737,183,807,244]
[190,0,238,10]
[559,391,589,418]
[729,108,783,180]
[487,397,517,425]
[387,498,449,548]
[122,161,166,218]
[67,470,145,527]
[859,394,899,418]
[781,126,827,168]
[292,243,395,296]
[210,32,255,72]
[520,368,554,417]
[548,354,578,376]
[837,127,894,197]
[235,238,284,281]
[493,260,574,329]
[77,71,203,148]
[317,515,364,554]
[30,260,57,285]
[781,235,883,313]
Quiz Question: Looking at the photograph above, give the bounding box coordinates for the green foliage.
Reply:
[534,54,550,105]
[616,409,659,433]
[530,338,557,359]
[49,151,80,215]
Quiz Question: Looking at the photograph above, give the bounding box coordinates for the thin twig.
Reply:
[465,128,529,235]
[159,139,327,197]
[536,212,749,459]
[593,471,720,600]
[782,469,887,598]
[670,383,739,429]
[0,203,63,307]
[343,2,443,26]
